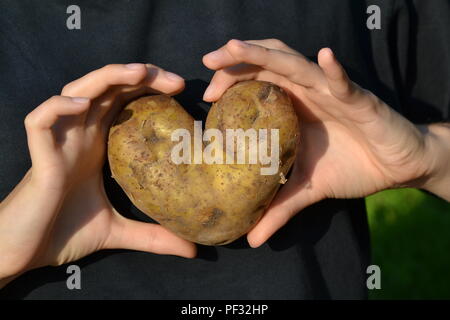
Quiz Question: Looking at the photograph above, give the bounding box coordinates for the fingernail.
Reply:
[165,71,184,82]
[125,63,143,70]
[204,50,223,61]
[203,85,214,100]
[322,47,334,58]
[71,97,89,104]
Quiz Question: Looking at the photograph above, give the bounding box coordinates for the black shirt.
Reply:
[0,0,448,299]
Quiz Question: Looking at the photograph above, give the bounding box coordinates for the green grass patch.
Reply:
[366,188,450,299]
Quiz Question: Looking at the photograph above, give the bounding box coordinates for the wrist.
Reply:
[28,168,71,197]
[419,124,450,200]
[0,170,67,282]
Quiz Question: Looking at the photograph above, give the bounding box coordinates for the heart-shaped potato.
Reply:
[108,80,299,245]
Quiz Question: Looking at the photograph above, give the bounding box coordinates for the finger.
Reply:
[61,63,149,98]
[106,212,197,258]
[318,48,360,102]
[103,64,185,118]
[244,39,299,55]
[203,39,325,88]
[25,96,90,158]
[93,65,185,125]
[247,165,319,248]
[25,96,90,130]
[87,85,155,128]
[203,64,293,102]
[143,63,185,94]
[203,64,261,101]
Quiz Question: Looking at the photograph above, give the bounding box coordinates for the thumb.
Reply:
[106,210,197,258]
[317,48,362,103]
[247,166,321,248]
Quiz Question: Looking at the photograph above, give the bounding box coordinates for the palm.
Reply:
[294,83,427,199]
[42,174,113,266]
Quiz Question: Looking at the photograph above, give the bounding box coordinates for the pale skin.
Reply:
[0,63,196,288]
[202,39,450,247]
[1,39,449,288]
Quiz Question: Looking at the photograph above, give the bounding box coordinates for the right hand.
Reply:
[202,39,449,248]
[0,64,196,282]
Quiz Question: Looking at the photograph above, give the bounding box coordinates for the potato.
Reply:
[108,80,299,245]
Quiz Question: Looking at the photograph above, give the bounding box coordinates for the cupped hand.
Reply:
[0,64,196,280]
[203,39,434,248]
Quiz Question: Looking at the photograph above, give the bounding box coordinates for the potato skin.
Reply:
[108,80,299,245]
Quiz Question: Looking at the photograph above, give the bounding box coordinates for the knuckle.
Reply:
[339,80,353,95]
[267,38,286,49]
[24,95,60,128]
[350,87,380,113]
[24,113,36,129]
[226,39,237,47]
[366,90,383,111]
[227,39,246,57]
[101,64,118,73]
[47,95,63,106]
[61,82,75,94]
[49,94,62,101]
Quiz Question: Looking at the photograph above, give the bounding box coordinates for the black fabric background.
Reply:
[0,0,448,299]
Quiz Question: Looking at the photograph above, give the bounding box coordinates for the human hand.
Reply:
[0,64,196,282]
[203,39,443,247]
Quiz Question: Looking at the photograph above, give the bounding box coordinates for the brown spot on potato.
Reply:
[129,163,147,190]
[201,208,224,227]
[258,84,272,101]
[149,134,160,143]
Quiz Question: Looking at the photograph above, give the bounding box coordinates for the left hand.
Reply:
[0,63,195,284]
[202,39,437,248]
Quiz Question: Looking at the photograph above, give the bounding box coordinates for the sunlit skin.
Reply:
[0,64,196,287]
[202,39,450,248]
